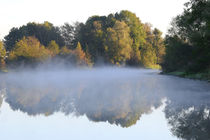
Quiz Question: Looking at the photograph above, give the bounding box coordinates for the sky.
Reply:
[0,0,188,39]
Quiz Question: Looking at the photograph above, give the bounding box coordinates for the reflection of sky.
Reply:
[0,101,178,140]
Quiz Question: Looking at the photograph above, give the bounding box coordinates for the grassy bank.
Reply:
[163,71,210,82]
[0,67,8,73]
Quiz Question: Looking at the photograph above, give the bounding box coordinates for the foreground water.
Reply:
[0,68,210,140]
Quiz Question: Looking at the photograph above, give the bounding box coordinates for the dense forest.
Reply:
[0,10,164,70]
[0,0,210,81]
[162,0,210,80]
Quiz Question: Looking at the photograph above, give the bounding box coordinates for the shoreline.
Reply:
[2,67,210,83]
[161,71,210,83]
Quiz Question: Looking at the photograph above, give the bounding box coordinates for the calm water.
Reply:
[0,68,210,140]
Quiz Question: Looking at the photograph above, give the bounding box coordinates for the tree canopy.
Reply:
[162,0,210,73]
[8,36,51,67]
[74,10,163,67]
[1,10,165,69]
[4,21,64,51]
[0,41,6,69]
[105,21,132,65]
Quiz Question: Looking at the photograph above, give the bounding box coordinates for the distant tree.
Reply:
[76,17,107,62]
[162,36,192,72]
[59,46,71,55]
[3,11,166,68]
[72,22,86,48]
[152,28,165,64]
[4,21,65,51]
[47,40,60,56]
[84,44,93,66]
[3,27,24,51]
[162,0,210,72]
[0,41,6,69]
[8,36,51,67]
[74,11,163,67]
[144,23,154,43]
[105,21,132,65]
[141,42,157,67]
[59,22,79,48]
[143,23,165,66]
[115,10,146,65]
[73,42,90,66]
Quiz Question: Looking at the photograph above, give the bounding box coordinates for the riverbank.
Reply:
[0,68,8,73]
[162,71,210,82]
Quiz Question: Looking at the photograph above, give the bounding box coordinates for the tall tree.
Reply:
[162,35,192,72]
[162,0,210,72]
[4,21,64,51]
[59,22,83,48]
[8,36,51,66]
[153,28,165,64]
[47,40,60,56]
[141,42,157,67]
[76,16,107,63]
[105,21,132,65]
[143,23,165,66]
[115,10,146,65]
[73,42,91,66]
[0,41,6,69]
[59,23,74,48]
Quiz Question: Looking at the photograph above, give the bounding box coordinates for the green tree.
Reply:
[72,42,92,66]
[141,42,157,67]
[153,28,165,64]
[162,36,192,72]
[4,21,64,51]
[59,23,74,48]
[47,40,60,56]
[162,0,210,72]
[105,21,132,65]
[76,16,107,63]
[8,36,51,67]
[143,23,165,67]
[115,10,146,65]
[144,23,154,43]
[59,22,83,48]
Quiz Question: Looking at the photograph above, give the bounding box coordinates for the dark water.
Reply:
[0,68,210,140]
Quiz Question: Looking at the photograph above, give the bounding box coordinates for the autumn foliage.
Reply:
[2,10,165,69]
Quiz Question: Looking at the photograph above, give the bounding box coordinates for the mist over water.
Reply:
[0,67,210,139]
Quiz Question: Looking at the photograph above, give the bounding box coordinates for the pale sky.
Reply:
[0,0,188,39]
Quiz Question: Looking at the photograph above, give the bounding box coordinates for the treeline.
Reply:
[162,0,210,78]
[0,10,165,70]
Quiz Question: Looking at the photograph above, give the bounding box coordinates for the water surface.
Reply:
[0,68,210,140]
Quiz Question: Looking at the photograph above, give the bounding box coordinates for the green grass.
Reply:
[164,70,210,82]
[167,71,186,76]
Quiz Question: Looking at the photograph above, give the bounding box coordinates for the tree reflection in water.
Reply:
[1,69,164,127]
[164,92,210,139]
[0,69,210,139]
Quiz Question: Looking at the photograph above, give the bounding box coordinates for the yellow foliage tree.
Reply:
[47,40,60,57]
[141,43,157,68]
[60,46,72,55]
[0,41,6,69]
[8,36,51,64]
[73,42,87,65]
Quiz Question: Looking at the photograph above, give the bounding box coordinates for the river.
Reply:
[0,68,210,140]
